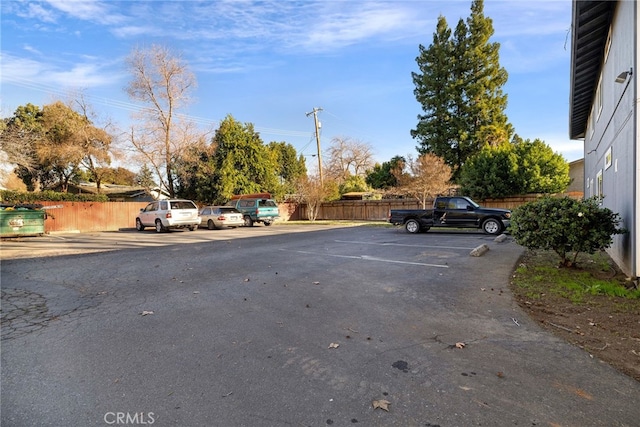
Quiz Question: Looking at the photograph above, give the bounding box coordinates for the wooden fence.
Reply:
[291,193,583,221]
[39,201,148,233]
[24,193,583,233]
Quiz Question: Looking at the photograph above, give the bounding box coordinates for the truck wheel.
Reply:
[405,219,421,234]
[244,215,254,227]
[264,221,272,226]
[482,218,502,235]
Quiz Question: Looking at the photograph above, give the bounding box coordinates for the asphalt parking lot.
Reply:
[2,225,639,426]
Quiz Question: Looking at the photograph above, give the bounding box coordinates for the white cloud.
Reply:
[301,4,423,50]
[25,3,57,23]
[1,53,123,90]
[44,0,126,25]
[487,1,571,38]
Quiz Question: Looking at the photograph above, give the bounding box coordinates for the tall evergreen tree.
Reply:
[464,0,512,145]
[267,141,307,195]
[412,0,512,180]
[411,15,455,166]
[206,115,280,204]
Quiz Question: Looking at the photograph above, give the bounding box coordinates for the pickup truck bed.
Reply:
[389,196,511,235]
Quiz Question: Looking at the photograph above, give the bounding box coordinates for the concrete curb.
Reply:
[470,244,490,257]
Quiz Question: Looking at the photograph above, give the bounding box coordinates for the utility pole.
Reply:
[306,107,323,185]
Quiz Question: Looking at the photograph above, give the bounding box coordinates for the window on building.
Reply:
[596,170,603,201]
[595,78,603,121]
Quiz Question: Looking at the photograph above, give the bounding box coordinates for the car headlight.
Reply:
[504,212,511,219]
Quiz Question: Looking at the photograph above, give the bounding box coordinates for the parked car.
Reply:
[199,206,245,230]
[136,199,201,233]
[226,197,279,227]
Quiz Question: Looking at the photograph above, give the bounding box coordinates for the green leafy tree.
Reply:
[459,138,570,199]
[412,0,512,180]
[207,115,279,204]
[366,156,405,189]
[339,175,370,195]
[38,101,113,192]
[513,136,570,194]
[174,138,217,202]
[458,143,519,199]
[71,96,114,192]
[1,104,46,190]
[72,168,92,184]
[267,141,307,195]
[95,167,138,186]
[136,164,157,190]
[510,197,627,267]
[1,101,112,193]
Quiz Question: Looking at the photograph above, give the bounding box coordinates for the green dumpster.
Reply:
[0,205,46,237]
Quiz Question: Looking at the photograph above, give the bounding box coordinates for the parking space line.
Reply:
[279,249,449,268]
[333,239,476,251]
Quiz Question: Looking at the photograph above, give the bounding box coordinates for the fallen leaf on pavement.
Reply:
[455,342,465,349]
[372,399,391,411]
[328,342,340,349]
[140,311,154,316]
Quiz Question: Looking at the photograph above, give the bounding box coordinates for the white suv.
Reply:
[136,199,201,233]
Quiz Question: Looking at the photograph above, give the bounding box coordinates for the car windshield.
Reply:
[466,198,480,208]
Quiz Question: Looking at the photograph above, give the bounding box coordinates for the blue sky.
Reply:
[1,0,581,174]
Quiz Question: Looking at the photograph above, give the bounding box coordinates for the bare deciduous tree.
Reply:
[325,136,375,182]
[394,153,452,208]
[295,174,339,221]
[125,44,197,197]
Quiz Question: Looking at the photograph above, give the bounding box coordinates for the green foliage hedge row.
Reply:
[0,190,109,203]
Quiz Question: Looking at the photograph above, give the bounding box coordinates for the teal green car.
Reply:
[226,198,279,227]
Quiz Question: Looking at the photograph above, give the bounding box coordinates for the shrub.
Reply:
[0,190,109,203]
[510,196,627,267]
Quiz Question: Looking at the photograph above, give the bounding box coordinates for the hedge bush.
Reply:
[0,190,109,204]
[510,196,627,267]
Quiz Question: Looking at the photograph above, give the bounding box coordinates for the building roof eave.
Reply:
[569,1,617,140]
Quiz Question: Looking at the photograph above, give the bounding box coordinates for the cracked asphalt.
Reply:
[1,225,639,426]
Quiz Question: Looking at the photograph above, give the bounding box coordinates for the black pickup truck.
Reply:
[388,196,511,235]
